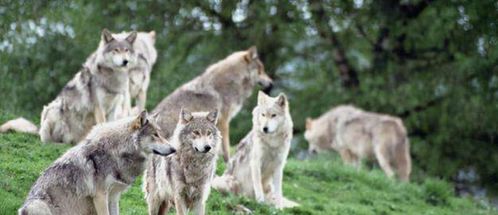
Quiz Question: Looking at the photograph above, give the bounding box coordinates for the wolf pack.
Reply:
[0,29,412,215]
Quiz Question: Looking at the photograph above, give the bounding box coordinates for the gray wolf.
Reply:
[153,47,273,162]
[2,29,139,144]
[99,31,158,114]
[84,29,138,122]
[18,111,176,215]
[212,91,299,209]
[143,109,221,215]
[305,105,412,181]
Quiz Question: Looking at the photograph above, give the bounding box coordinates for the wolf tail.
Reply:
[0,117,38,135]
[211,174,239,194]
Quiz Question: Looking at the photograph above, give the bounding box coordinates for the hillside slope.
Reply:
[0,132,495,215]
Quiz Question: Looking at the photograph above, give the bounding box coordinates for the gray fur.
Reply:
[19,113,175,215]
[144,110,221,215]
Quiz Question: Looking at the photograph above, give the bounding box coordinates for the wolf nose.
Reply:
[122,60,129,66]
[263,127,269,133]
[204,145,212,152]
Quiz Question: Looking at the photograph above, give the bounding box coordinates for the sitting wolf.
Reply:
[18,111,176,215]
[144,109,221,215]
[305,105,412,181]
[212,92,299,209]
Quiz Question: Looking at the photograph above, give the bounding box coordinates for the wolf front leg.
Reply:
[93,191,110,215]
[250,158,265,203]
[174,196,188,215]
[94,105,107,124]
[136,89,147,111]
[217,117,230,162]
[271,165,285,209]
[192,200,206,215]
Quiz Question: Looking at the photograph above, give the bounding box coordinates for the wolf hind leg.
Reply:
[19,200,52,215]
[374,145,395,178]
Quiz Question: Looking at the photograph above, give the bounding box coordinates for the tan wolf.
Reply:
[153,47,273,162]
[212,92,299,209]
[143,109,221,215]
[18,111,176,215]
[305,105,412,181]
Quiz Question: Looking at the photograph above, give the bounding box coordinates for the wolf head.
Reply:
[304,117,332,154]
[252,91,289,135]
[175,109,221,154]
[130,111,176,157]
[244,46,273,93]
[100,29,138,69]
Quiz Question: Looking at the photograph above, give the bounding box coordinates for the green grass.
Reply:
[0,132,495,215]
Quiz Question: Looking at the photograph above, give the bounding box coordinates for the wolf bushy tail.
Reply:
[0,117,38,134]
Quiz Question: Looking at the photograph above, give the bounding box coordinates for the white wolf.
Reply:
[18,111,176,215]
[212,91,299,209]
[143,109,221,215]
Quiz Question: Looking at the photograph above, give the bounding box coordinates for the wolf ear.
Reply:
[126,31,138,44]
[132,110,149,130]
[276,93,287,107]
[102,29,115,44]
[244,46,258,63]
[305,117,313,130]
[206,110,219,124]
[149,31,156,42]
[257,91,268,105]
[180,108,193,124]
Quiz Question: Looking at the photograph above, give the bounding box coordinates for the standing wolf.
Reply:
[18,111,176,215]
[153,47,273,162]
[144,109,221,215]
[305,105,412,181]
[212,92,298,209]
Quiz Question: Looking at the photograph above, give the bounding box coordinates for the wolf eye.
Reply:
[261,113,265,117]
[206,130,212,136]
[114,49,119,52]
[124,48,129,52]
[271,114,276,118]
[153,133,160,138]
[193,130,201,136]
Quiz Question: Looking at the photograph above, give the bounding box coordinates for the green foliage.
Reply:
[0,135,495,214]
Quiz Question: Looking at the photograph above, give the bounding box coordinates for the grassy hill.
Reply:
[0,131,495,215]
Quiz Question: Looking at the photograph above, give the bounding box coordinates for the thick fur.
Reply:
[99,31,158,114]
[153,47,273,162]
[144,110,221,215]
[212,92,299,209]
[18,112,176,215]
[0,117,38,134]
[84,29,138,122]
[305,105,412,181]
[38,67,96,144]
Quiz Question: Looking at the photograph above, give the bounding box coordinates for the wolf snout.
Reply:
[122,60,129,67]
[263,126,269,133]
[151,145,176,156]
[204,145,212,152]
[262,82,273,94]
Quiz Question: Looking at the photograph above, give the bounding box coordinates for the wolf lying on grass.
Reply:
[18,111,176,215]
[152,47,273,162]
[144,109,221,215]
[212,91,299,209]
[305,105,412,181]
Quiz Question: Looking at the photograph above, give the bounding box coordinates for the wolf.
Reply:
[1,29,139,144]
[305,105,412,181]
[98,31,158,114]
[143,109,221,215]
[84,29,138,122]
[38,67,96,144]
[18,111,176,215]
[212,92,299,209]
[153,47,273,162]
